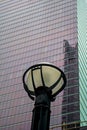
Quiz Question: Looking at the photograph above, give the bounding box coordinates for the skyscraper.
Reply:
[0,0,87,130]
[77,0,87,127]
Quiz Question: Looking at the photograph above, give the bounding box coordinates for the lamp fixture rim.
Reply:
[23,63,66,100]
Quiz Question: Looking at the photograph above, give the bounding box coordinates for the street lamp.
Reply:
[23,63,66,130]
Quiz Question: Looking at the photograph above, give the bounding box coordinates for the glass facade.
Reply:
[77,0,87,127]
[0,0,86,130]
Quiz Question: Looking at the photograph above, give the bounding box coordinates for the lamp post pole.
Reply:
[31,87,51,130]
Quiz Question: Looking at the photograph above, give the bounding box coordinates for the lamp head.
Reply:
[23,63,66,101]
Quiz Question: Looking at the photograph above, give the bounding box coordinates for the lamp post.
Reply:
[23,63,66,130]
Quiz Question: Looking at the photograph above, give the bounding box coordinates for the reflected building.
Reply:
[0,0,87,130]
[62,40,80,129]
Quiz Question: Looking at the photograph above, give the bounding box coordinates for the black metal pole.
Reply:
[31,88,51,130]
